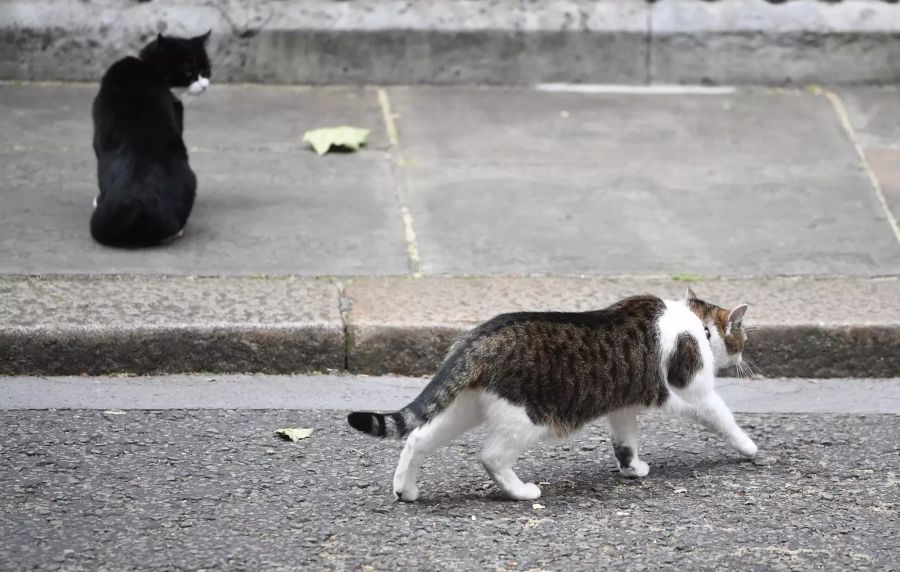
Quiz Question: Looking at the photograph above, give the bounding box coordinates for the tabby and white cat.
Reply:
[91,32,211,247]
[348,289,755,501]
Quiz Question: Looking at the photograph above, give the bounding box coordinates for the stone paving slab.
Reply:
[0,409,896,570]
[865,148,900,225]
[839,86,900,149]
[0,83,407,275]
[390,87,900,275]
[2,374,899,414]
[344,276,900,378]
[0,275,344,375]
[3,83,900,277]
[0,150,409,275]
[839,87,900,230]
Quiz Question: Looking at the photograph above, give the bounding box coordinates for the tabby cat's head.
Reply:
[139,32,212,95]
[685,288,748,371]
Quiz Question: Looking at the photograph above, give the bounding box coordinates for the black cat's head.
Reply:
[139,32,212,94]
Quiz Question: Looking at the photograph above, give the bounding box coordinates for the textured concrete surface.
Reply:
[865,148,900,224]
[2,374,900,414]
[841,87,900,227]
[651,0,900,85]
[0,83,389,151]
[0,276,344,375]
[0,150,409,275]
[4,83,900,277]
[345,276,900,377]
[391,87,900,275]
[2,0,899,84]
[839,86,900,149]
[1,409,897,570]
[0,84,408,275]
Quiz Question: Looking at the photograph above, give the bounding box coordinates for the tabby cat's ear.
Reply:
[685,288,698,303]
[728,304,748,326]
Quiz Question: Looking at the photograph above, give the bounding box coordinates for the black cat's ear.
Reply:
[196,30,212,43]
[157,33,166,43]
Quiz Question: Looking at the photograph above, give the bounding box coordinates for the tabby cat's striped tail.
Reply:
[347,410,416,439]
[347,344,468,439]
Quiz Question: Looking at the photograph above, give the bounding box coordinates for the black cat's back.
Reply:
[91,55,196,247]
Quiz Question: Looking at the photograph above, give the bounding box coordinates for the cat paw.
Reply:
[620,459,650,478]
[393,485,419,502]
[731,436,758,458]
[507,482,542,501]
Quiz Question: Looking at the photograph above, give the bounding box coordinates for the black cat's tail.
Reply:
[90,196,142,246]
[347,341,471,439]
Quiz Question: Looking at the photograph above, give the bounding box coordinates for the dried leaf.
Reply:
[275,427,315,442]
[303,126,370,155]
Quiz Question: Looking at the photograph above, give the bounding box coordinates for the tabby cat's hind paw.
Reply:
[619,459,650,478]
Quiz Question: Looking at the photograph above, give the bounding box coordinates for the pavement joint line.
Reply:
[377,87,423,276]
[824,88,900,249]
[335,278,351,371]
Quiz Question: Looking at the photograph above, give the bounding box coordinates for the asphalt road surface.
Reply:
[2,408,897,570]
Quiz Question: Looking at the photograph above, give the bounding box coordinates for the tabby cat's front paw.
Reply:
[506,482,542,501]
[393,485,419,502]
[620,459,650,478]
[731,435,758,458]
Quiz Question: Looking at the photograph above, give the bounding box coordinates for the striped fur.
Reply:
[347,340,471,438]
[348,296,669,438]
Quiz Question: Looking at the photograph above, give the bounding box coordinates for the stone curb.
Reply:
[1,0,898,85]
[344,276,900,378]
[0,275,345,375]
[2,275,900,377]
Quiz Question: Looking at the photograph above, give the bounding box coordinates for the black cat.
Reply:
[90,32,211,247]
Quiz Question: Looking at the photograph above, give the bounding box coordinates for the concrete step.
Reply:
[1,0,898,85]
[3,274,899,378]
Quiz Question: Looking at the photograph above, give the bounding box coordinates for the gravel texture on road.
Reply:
[2,410,897,570]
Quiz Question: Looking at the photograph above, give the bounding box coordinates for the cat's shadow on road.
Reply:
[409,456,756,507]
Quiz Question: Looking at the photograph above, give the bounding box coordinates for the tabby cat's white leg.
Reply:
[392,391,483,502]
[665,390,757,457]
[607,408,650,478]
[479,394,549,501]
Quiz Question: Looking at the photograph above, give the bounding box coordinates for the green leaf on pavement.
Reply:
[275,427,315,442]
[303,126,370,155]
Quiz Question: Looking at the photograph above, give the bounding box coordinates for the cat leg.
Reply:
[607,408,649,478]
[392,390,483,502]
[666,391,757,457]
[479,394,549,501]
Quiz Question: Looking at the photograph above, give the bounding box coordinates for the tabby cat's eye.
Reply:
[704,327,711,340]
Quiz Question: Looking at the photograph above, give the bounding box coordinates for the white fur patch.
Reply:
[187,75,209,96]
